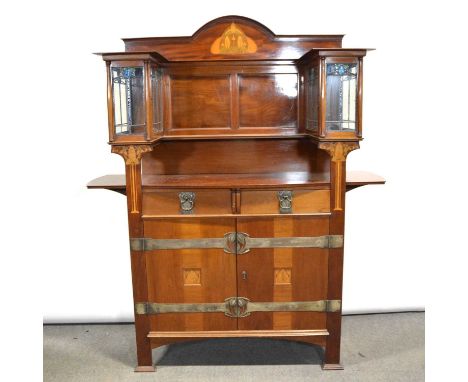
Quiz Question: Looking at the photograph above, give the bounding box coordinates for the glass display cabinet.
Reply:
[102,53,165,143]
[301,49,364,139]
[88,16,384,373]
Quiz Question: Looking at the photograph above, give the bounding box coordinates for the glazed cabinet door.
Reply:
[143,218,238,331]
[236,216,330,331]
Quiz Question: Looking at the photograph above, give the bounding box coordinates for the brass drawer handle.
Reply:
[277,191,293,213]
[179,192,195,214]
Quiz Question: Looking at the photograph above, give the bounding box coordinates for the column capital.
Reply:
[318,141,359,162]
[111,145,153,165]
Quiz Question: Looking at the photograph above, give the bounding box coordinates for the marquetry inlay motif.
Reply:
[318,142,359,211]
[111,145,153,166]
[210,23,258,54]
[274,268,292,285]
[183,269,201,286]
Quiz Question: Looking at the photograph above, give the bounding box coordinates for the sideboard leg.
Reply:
[111,147,156,372]
[134,316,154,372]
[322,312,344,370]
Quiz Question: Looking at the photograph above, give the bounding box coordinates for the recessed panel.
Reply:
[239,74,298,128]
[170,75,231,129]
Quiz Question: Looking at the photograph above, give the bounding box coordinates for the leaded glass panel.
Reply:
[112,67,145,135]
[151,68,163,134]
[306,67,319,132]
[325,63,357,132]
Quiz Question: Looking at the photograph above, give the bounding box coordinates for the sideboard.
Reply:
[89,16,384,371]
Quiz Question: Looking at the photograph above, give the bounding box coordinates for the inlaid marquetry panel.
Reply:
[183,269,201,286]
[210,23,257,54]
[274,268,292,285]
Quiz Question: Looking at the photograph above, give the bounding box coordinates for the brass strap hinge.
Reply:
[135,299,341,317]
[130,234,343,253]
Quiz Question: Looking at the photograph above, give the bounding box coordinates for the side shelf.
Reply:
[87,171,385,194]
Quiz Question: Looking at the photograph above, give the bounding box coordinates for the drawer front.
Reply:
[142,189,232,216]
[241,189,330,214]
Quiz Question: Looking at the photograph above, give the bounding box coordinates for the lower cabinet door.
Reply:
[144,218,238,332]
[236,216,330,331]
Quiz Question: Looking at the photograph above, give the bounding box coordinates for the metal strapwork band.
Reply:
[130,234,343,252]
[247,300,342,314]
[245,236,343,250]
[135,299,341,317]
[135,302,227,315]
[130,238,226,252]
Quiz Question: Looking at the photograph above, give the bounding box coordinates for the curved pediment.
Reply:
[122,15,343,61]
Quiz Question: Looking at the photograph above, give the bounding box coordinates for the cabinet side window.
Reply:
[306,67,319,132]
[151,68,163,133]
[112,66,145,135]
[325,63,357,132]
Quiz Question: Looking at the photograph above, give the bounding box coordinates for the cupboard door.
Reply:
[144,218,237,332]
[236,216,329,331]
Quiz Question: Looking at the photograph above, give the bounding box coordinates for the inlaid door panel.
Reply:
[144,218,237,332]
[236,216,329,331]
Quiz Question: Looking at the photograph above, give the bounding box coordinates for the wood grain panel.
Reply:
[241,189,330,214]
[239,74,298,128]
[142,189,231,216]
[170,75,231,129]
[142,139,330,177]
[144,218,237,332]
[236,216,329,332]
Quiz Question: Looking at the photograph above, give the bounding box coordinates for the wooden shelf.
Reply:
[87,171,385,193]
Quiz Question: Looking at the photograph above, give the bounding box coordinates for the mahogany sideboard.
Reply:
[89,16,384,371]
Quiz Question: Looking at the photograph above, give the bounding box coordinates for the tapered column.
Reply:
[112,144,154,372]
[318,141,359,370]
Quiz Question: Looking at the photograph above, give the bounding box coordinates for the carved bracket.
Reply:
[111,145,153,165]
[318,142,359,162]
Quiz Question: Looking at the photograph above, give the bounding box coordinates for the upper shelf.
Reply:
[87,171,385,194]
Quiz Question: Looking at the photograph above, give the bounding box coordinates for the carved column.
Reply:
[318,142,359,212]
[112,144,155,372]
[318,141,359,369]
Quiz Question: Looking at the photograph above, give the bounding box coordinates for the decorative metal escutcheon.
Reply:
[224,232,250,254]
[224,297,250,318]
[277,190,293,214]
[179,192,195,214]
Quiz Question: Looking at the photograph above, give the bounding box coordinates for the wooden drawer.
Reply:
[142,189,232,216]
[241,189,330,214]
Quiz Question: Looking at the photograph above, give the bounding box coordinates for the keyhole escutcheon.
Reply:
[241,271,248,280]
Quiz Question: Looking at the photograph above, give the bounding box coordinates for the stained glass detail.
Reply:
[326,63,357,132]
[112,66,145,135]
